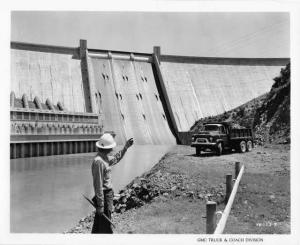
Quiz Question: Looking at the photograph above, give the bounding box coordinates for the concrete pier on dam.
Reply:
[10,40,289,158]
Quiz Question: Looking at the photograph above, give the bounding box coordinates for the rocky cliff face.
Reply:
[253,63,290,144]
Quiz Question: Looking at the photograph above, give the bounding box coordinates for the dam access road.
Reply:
[68,143,290,234]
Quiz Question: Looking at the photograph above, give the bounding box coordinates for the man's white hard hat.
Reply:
[96,133,116,149]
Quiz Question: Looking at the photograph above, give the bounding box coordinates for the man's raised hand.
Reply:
[125,138,134,149]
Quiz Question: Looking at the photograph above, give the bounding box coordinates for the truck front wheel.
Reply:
[216,143,223,156]
[246,140,253,152]
[196,147,201,156]
[239,141,247,153]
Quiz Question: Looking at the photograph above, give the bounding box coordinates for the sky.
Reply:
[11,11,290,58]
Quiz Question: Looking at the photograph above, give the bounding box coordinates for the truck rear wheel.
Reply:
[216,143,222,156]
[246,140,253,152]
[239,141,247,153]
[196,147,201,156]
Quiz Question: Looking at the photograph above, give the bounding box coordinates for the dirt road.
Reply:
[67,144,290,234]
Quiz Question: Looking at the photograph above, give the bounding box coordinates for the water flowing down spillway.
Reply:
[88,57,177,145]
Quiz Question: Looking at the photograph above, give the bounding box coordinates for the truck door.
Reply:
[220,126,229,147]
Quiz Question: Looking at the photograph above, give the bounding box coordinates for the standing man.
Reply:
[91,133,133,233]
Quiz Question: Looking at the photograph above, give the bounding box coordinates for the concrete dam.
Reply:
[10,40,289,157]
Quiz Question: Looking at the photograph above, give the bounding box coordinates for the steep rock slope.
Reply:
[253,63,290,144]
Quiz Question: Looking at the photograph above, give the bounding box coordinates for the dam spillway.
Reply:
[10,40,289,157]
[88,56,175,145]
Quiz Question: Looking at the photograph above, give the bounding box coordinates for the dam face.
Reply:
[159,56,289,131]
[10,40,289,155]
[11,44,88,113]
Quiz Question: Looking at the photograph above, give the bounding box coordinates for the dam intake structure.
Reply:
[10,92,102,159]
[10,40,289,158]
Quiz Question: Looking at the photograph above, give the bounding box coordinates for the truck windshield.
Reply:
[204,125,220,132]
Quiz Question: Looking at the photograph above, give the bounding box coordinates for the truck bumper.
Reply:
[191,143,217,148]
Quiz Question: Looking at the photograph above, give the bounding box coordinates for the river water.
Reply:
[10,145,172,233]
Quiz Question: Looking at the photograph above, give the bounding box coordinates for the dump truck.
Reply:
[191,122,254,156]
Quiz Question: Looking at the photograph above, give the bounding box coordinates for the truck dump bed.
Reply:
[229,128,253,140]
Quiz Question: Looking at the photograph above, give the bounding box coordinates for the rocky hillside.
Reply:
[190,63,290,145]
[253,63,290,144]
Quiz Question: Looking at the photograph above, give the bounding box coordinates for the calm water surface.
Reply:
[10,145,172,233]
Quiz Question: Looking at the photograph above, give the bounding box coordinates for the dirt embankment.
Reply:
[67,144,290,234]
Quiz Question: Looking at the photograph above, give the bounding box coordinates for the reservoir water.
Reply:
[10,145,172,233]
